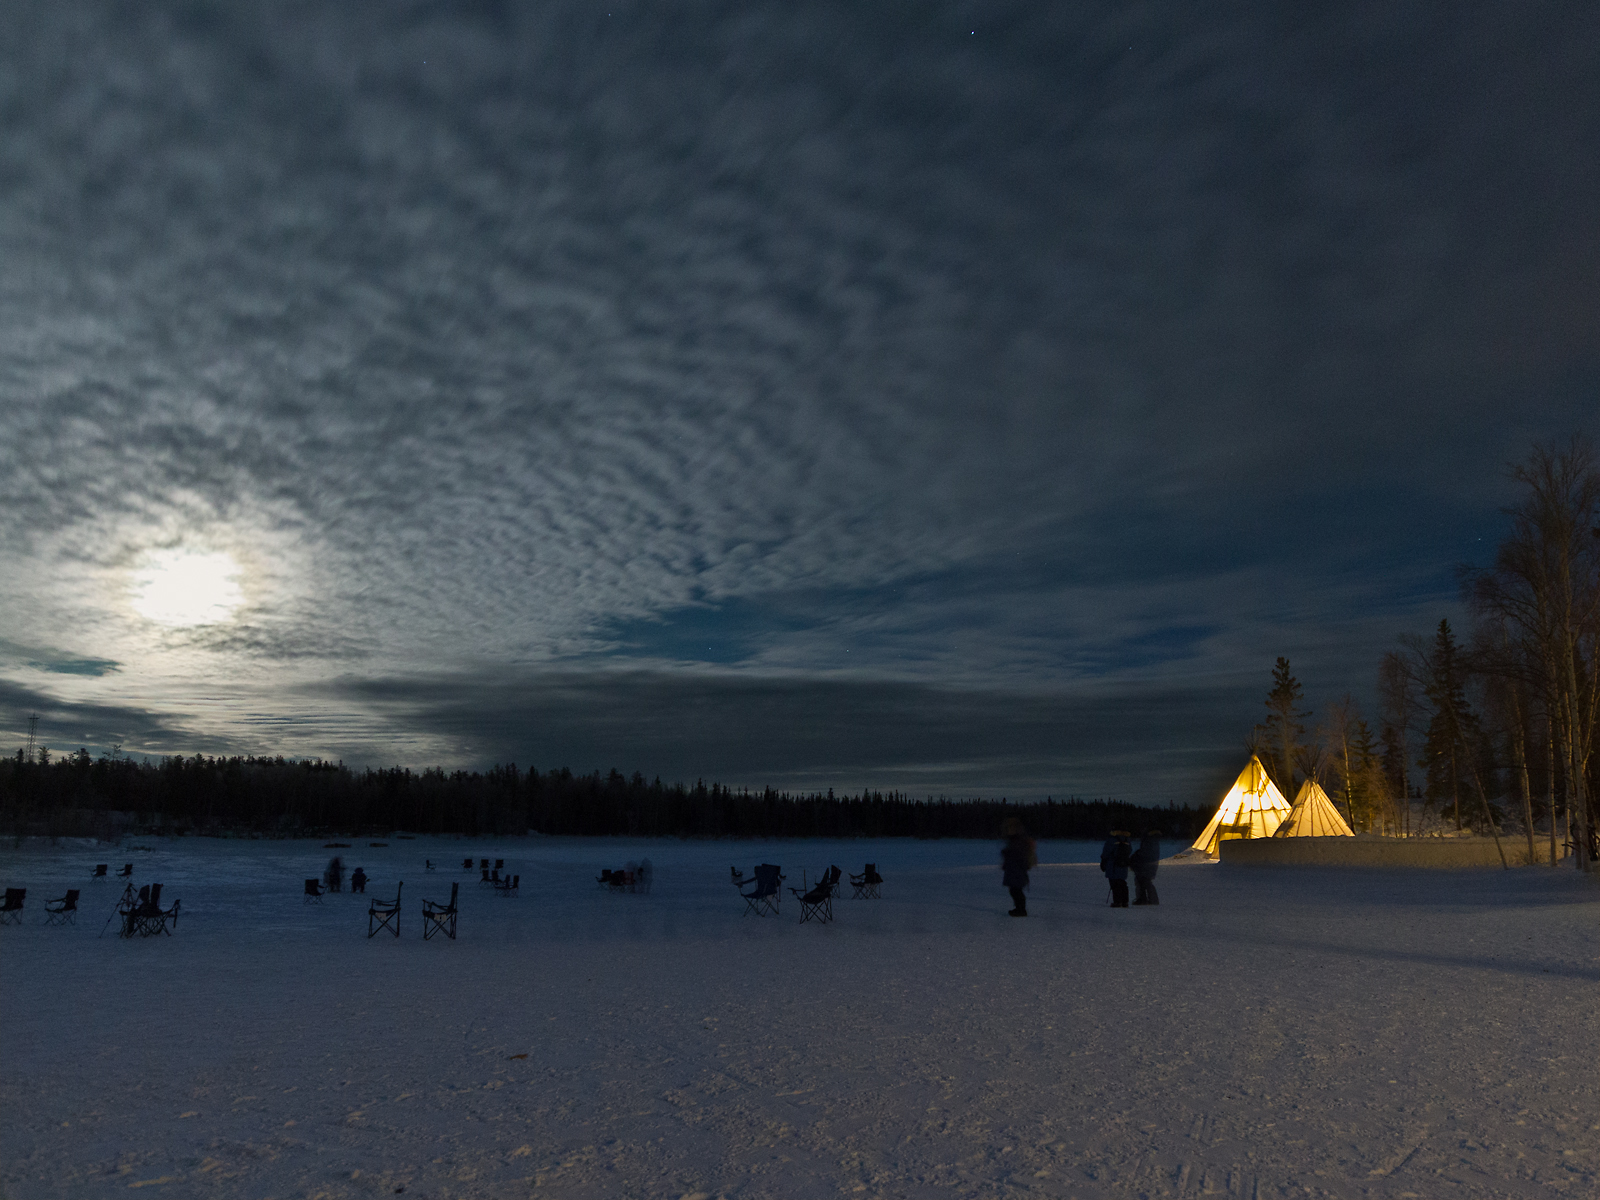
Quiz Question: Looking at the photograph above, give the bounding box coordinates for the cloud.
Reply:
[0,1,1594,795]
[0,678,198,757]
[31,657,120,678]
[310,667,1255,804]
[0,640,120,678]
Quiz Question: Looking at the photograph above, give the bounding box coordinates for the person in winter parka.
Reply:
[324,856,344,894]
[1099,830,1132,907]
[1000,818,1038,917]
[1130,829,1161,905]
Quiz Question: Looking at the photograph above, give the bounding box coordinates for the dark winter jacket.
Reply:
[1130,835,1161,879]
[1001,836,1036,890]
[1099,836,1131,881]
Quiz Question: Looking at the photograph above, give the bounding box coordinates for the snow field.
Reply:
[1,836,1596,1200]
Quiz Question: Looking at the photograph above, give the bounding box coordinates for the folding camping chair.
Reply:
[462,857,474,871]
[119,884,179,937]
[480,867,493,885]
[138,883,165,933]
[140,890,180,937]
[45,889,80,925]
[367,881,403,938]
[1,888,25,925]
[849,864,883,899]
[494,874,519,897]
[596,869,616,888]
[790,869,838,925]
[422,882,458,940]
[801,865,841,898]
[91,863,109,880]
[304,878,325,903]
[116,884,146,936]
[116,863,133,878]
[740,864,784,917]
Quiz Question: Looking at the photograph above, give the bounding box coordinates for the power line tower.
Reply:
[25,713,39,764]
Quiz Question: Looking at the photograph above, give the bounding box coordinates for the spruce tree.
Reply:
[1359,719,1389,830]
[1421,619,1481,832]
[1256,657,1310,798]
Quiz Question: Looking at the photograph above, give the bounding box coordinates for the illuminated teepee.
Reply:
[1189,754,1292,855]
[1273,779,1355,838]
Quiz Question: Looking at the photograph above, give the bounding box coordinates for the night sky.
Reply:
[3,1,1596,803]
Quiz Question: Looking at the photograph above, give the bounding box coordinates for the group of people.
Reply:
[1099,829,1161,907]
[998,823,1161,914]
[323,857,368,894]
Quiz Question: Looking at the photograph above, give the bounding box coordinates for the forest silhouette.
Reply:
[0,752,1203,842]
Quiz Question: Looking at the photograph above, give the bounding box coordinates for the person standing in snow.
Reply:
[1000,818,1037,917]
[1100,830,1131,907]
[350,866,368,894]
[325,856,343,893]
[1130,829,1161,905]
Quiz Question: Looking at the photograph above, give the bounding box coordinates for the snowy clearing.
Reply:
[2,836,1597,1200]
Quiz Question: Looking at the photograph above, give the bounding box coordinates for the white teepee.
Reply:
[1273,779,1355,838]
[1189,754,1292,855]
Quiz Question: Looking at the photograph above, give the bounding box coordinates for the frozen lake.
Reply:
[2,835,1596,1199]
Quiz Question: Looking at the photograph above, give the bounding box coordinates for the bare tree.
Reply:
[1379,651,1421,835]
[1468,436,1600,872]
[1470,617,1548,864]
[1322,695,1364,831]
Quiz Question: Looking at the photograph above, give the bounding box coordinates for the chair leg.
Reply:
[369,911,401,938]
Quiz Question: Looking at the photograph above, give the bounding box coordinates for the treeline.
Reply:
[1251,435,1599,870]
[0,752,1205,842]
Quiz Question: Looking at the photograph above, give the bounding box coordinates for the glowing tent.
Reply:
[1189,755,1292,855]
[1274,780,1355,838]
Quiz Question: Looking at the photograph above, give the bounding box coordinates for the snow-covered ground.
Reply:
[1,835,1596,1200]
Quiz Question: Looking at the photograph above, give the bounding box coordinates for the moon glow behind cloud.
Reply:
[128,548,245,629]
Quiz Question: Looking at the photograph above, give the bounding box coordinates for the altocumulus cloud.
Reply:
[1,0,1595,800]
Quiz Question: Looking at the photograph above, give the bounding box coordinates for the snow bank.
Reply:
[1219,835,1565,868]
[2,836,1596,1199]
